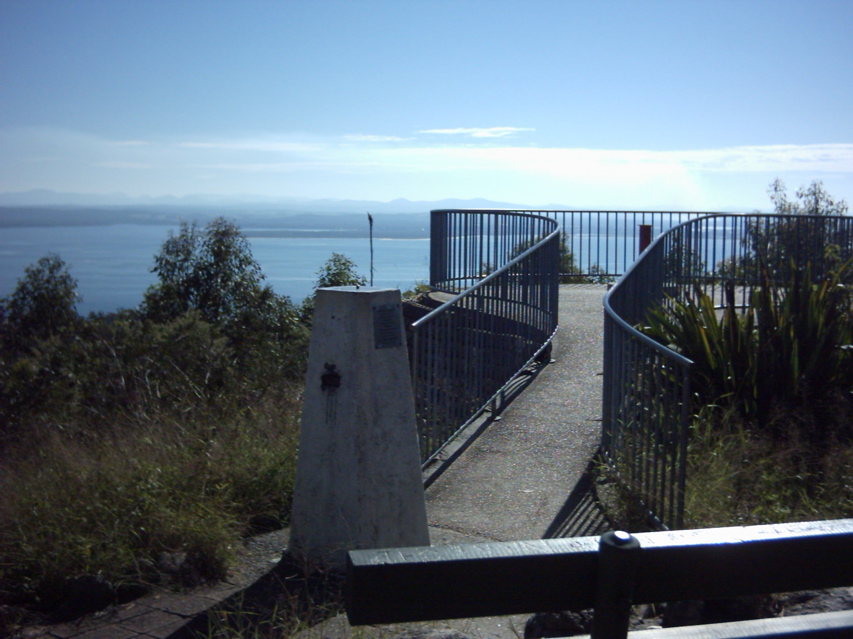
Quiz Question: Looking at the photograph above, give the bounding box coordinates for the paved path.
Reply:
[306,285,610,639]
[426,285,607,544]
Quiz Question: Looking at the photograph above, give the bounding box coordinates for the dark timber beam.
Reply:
[346,519,853,627]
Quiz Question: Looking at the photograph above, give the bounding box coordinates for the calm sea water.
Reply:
[0,225,430,315]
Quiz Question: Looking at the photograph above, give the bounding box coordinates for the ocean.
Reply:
[0,225,430,315]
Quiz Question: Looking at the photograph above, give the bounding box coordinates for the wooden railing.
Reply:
[346,518,853,639]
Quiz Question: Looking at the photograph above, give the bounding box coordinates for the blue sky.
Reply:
[1,0,852,210]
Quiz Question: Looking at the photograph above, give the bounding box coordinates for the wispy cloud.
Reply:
[177,139,322,153]
[343,134,410,142]
[111,140,153,147]
[93,161,154,169]
[419,127,535,139]
[412,144,853,175]
[2,127,852,208]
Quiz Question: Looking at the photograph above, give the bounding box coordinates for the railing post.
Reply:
[591,531,640,639]
[639,224,652,253]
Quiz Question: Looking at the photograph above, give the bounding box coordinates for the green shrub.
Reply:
[0,397,300,612]
[643,259,853,442]
[0,253,81,355]
[0,238,377,626]
[683,405,853,528]
[641,256,853,528]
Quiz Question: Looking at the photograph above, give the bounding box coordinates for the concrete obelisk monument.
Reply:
[288,287,429,567]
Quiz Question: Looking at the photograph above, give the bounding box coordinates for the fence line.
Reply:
[416,210,853,514]
[534,210,705,279]
[412,210,559,464]
[414,209,709,466]
[346,518,853,638]
[603,213,853,529]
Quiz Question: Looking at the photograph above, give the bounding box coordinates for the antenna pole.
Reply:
[368,212,375,286]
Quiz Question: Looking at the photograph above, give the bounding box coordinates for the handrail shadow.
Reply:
[422,355,552,488]
[543,453,613,539]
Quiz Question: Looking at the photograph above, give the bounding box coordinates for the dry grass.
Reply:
[683,404,853,529]
[0,388,301,626]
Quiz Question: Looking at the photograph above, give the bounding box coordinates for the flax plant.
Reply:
[643,258,853,437]
[642,258,853,527]
[643,280,757,415]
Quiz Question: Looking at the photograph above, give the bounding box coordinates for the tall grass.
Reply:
[0,389,301,622]
[640,258,853,528]
[683,405,853,528]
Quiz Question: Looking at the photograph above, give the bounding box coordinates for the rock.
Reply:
[661,596,773,627]
[246,513,283,536]
[776,588,853,615]
[524,610,594,638]
[661,600,704,627]
[702,596,772,624]
[394,631,473,639]
[50,574,115,622]
[156,550,188,581]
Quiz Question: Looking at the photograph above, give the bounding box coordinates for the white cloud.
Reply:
[396,144,853,176]
[2,127,852,208]
[343,134,410,142]
[419,127,535,139]
[111,140,153,147]
[176,139,322,153]
[674,144,853,173]
[93,161,154,169]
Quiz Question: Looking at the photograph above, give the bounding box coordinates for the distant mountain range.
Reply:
[0,189,554,213]
[0,191,755,236]
[0,191,585,237]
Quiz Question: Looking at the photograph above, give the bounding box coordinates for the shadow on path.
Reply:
[421,356,551,489]
[542,453,613,539]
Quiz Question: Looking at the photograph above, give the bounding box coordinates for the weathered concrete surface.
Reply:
[289,287,429,567]
[425,286,606,542]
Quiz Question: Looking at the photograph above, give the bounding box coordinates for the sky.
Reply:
[1,0,852,211]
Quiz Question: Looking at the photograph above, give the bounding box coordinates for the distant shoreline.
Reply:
[0,206,430,239]
[242,229,428,239]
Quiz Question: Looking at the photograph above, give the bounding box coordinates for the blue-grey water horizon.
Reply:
[0,225,431,315]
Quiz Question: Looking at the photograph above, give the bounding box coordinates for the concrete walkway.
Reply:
[426,285,607,544]
[305,285,610,639]
[300,285,609,639]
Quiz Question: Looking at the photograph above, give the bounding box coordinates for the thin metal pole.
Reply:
[368,212,374,286]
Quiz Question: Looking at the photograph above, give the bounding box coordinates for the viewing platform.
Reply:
[425,285,608,545]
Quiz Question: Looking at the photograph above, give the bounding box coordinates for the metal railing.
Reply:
[412,210,713,468]
[534,210,704,280]
[603,213,853,529]
[412,210,560,464]
[430,210,704,283]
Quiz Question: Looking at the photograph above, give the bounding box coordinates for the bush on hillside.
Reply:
[643,258,853,443]
[0,222,373,625]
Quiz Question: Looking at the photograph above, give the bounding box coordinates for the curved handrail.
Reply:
[603,212,853,529]
[412,210,560,466]
[414,222,560,329]
[603,236,694,368]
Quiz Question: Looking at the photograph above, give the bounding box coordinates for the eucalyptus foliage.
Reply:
[0,253,80,353]
[142,217,292,331]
